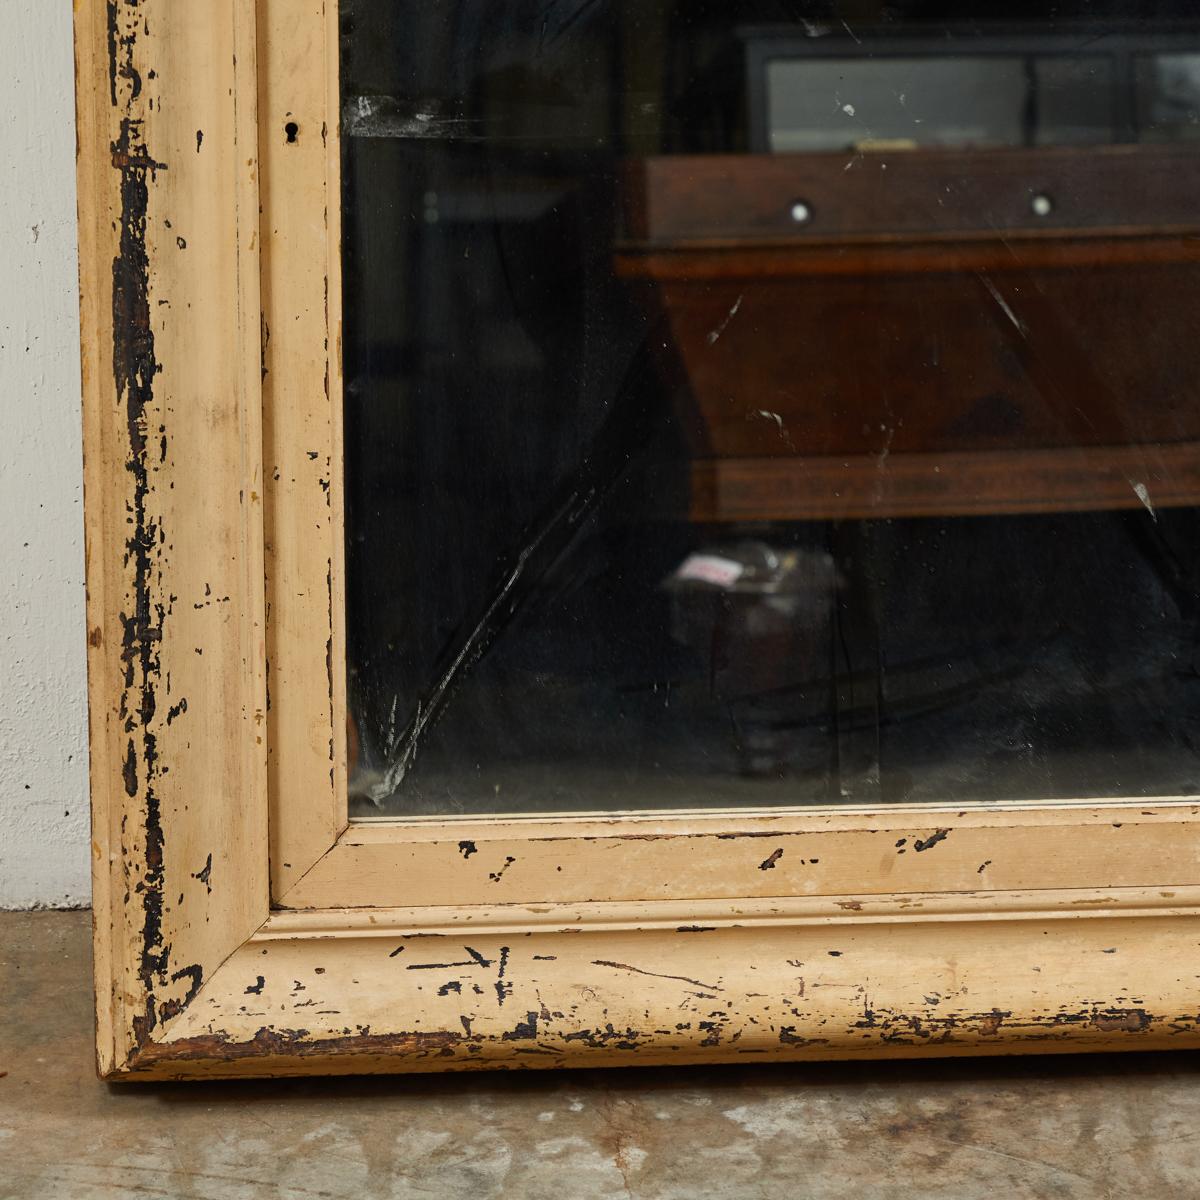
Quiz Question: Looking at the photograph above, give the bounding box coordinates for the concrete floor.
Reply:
[3,912,1200,1199]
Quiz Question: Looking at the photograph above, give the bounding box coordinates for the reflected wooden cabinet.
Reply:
[618,147,1200,520]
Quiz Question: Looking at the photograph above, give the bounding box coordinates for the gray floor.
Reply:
[3,911,1200,1199]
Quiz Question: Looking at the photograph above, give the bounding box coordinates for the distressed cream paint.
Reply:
[0,0,90,909]
[76,0,1200,1079]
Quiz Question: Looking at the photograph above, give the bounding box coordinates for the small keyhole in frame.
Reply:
[285,121,300,144]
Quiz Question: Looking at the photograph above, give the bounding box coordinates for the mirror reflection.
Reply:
[340,4,1200,817]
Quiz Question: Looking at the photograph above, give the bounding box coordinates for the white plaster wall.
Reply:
[0,1,91,907]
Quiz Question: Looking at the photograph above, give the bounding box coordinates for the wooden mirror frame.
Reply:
[79,0,1200,1080]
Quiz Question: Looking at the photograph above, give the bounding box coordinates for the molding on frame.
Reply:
[78,0,269,1075]
[122,888,1200,1079]
[258,0,349,902]
[79,0,1200,1080]
[279,802,1200,910]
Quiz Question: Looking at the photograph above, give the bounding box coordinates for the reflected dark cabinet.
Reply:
[618,27,1200,522]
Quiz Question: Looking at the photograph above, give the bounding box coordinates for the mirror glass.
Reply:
[340,4,1200,817]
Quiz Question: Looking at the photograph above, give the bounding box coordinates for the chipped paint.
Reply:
[124,984,1196,1079]
[84,0,272,1074]
[913,828,950,852]
[98,885,1200,1080]
[109,33,173,1043]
